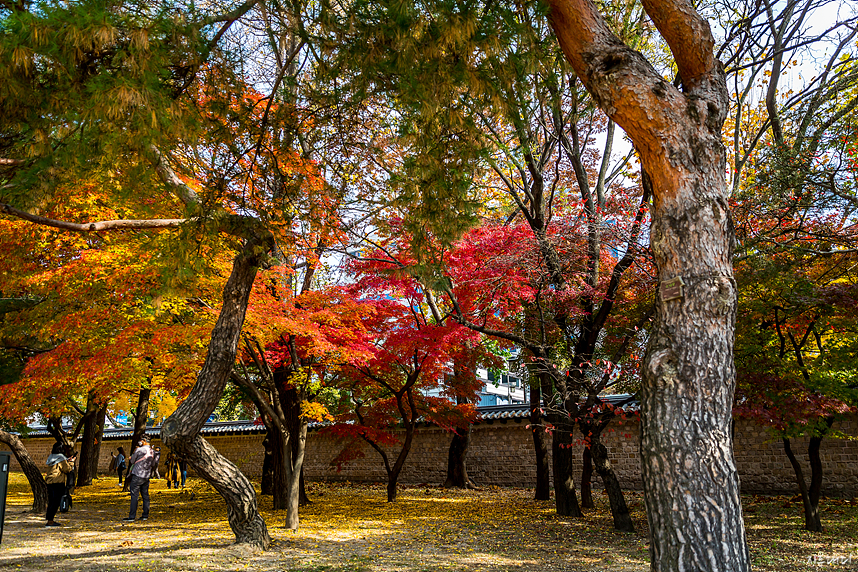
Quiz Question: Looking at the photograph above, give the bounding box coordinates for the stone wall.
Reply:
[7,414,858,496]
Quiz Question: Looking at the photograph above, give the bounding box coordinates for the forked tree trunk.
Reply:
[161,236,272,549]
[0,429,48,513]
[548,0,750,568]
[529,383,550,501]
[783,435,825,532]
[551,421,582,517]
[783,437,819,531]
[580,446,595,508]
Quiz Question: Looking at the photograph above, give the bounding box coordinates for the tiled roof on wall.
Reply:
[20,394,638,440]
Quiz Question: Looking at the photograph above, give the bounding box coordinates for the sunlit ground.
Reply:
[0,472,855,571]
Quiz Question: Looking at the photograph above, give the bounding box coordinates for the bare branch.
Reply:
[1,203,186,232]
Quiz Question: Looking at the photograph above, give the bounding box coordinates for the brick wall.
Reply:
[7,414,858,496]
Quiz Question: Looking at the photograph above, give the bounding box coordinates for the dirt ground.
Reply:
[0,473,856,571]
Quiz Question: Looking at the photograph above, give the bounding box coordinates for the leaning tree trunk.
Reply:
[580,446,595,509]
[591,440,635,532]
[386,422,416,503]
[0,430,48,513]
[580,418,634,531]
[529,383,551,501]
[551,420,582,517]
[808,434,825,528]
[161,236,272,549]
[548,0,750,568]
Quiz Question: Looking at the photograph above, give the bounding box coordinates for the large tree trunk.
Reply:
[285,419,307,530]
[282,386,311,506]
[529,383,551,501]
[266,419,289,511]
[91,403,107,481]
[0,429,48,513]
[161,236,272,549]
[443,424,472,488]
[77,394,99,487]
[547,0,749,569]
[551,421,582,517]
[130,386,151,453]
[580,446,595,509]
[444,393,474,489]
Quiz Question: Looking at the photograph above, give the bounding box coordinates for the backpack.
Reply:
[108,456,117,472]
[59,491,72,513]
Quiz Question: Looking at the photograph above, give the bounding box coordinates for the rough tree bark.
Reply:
[529,383,551,501]
[161,235,273,549]
[547,0,750,569]
[0,429,48,513]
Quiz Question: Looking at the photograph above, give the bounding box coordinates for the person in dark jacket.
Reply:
[44,442,75,527]
[115,446,127,485]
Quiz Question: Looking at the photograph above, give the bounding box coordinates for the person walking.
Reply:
[180,458,188,488]
[165,451,180,489]
[122,435,160,522]
[44,442,75,527]
[115,446,127,486]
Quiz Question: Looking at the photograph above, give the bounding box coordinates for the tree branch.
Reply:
[1,203,186,232]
